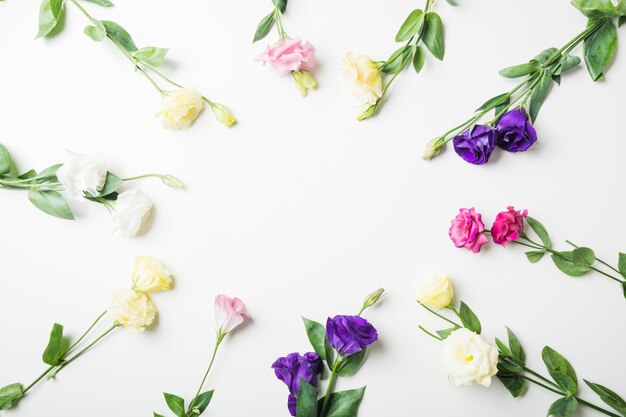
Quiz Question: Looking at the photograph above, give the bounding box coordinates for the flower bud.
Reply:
[356,103,377,121]
[422,137,444,160]
[362,288,385,310]
[292,70,317,97]
[161,174,185,190]
[417,274,454,309]
[210,103,236,127]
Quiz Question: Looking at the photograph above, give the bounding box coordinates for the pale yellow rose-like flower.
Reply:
[131,256,173,293]
[342,53,383,105]
[156,88,205,129]
[417,274,454,309]
[107,288,157,332]
[441,328,499,387]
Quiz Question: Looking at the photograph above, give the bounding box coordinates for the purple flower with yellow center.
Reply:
[452,124,497,165]
[271,352,322,416]
[326,315,378,356]
[496,108,537,152]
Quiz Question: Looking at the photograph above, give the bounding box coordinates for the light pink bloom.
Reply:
[449,208,489,253]
[255,38,316,76]
[214,294,249,335]
[491,206,528,246]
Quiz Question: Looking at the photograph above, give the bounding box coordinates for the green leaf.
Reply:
[495,338,511,356]
[163,393,185,417]
[0,383,23,410]
[542,346,578,395]
[382,45,414,74]
[498,359,522,374]
[188,390,214,416]
[19,169,37,180]
[497,374,527,398]
[555,55,581,75]
[584,380,626,415]
[37,0,64,38]
[323,387,365,417]
[571,0,617,18]
[507,327,526,364]
[98,172,122,197]
[412,45,426,74]
[82,0,114,6]
[422,12,445,60]
[499,62,540,78]
[39,163,62,178]
[532,48,559,64]
[571,247,596,268]
[395,9,424,42]
[618,253,626,278]
[253,11,275,43]
[0,144,14,176]
[337,350,366,377]
[446,0,459,5]
[551,252,590,277]
[324,337,335,371]
[153,414,166,417]
[28,190,74,220]
[525,216,551,248]
[459,302,481,334]
[42,323,64,366]
[295,379,317,417]
[436,326,459,339]
[102,20,138,52]
[84,20,106,42]
[584,19,618,81]
[475,93,510,113]
[302,317,327,360]
[272,0,287,13]
[134,47,169,67]
[547,396,578,417]
[526,250,546,263]
[528,70,553,122]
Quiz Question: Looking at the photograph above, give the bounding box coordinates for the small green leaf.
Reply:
[446,0,459,5]
[412,45,426,73]
[528,70,554,122]
[84,20,106,42]
[0,144,14,175]
[0,383,23,410]
[188,390,214,416]
[38,163,62,178]
[295,379,317,417]
[584,380,626,415]
[475,93,510,113]
[571,0,618,18]
[584,19,618,81]
[618,253,626,278]
[82,0,114,6]
[19,169,37,180]
[28,190,74,220]
[555,55,581,75]
[337,350,366,377]
[551,252,590,277]
[422,12,445,60]
[134,47,169,67]
[98,172,122,197]
[532,48,559,64]
[459,302,481,334]
[436,326,459,339]
[499,62,540,78]
[547,396,578,417]
[253,11,275,43]
[42,323,64,366]
[102,20,138,52]
[571,247,595,268]
[526,250,546,263]
[322,387,365,417]
[272,0,287,13]
[498,360,522,374]
[542,346,578,395]
[302,317,326,360]
[395,9,424,42]
[507,327,526,364]
[163,393,185,417]
[153,413,166,417]
[525,216,551,248]
[382,45,414,74]
[495,338,511,356]
[497,374,527,398]
[37,0,64,38]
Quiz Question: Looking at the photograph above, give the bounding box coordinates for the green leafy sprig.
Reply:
[418,298,626,417]
[423,0,625,160]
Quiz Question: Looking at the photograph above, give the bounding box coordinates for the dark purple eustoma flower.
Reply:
[272,352,322,416]
[496,108,537,152]
[326,315,378,356]
[452,124,497,165]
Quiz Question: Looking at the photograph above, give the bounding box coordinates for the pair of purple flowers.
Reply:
[453,108,537,165]
[272,315,378,416]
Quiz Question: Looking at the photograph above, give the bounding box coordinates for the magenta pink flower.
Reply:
[449,208,488,253]
[491,206,528,246]
[215,294,249,336]
[255,38,316,76]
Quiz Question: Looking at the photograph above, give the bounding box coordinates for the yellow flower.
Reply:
[417,274,454,309]
[210,103,236,127]
[156,88,205,129]
[342,53,383,105]
[107,289,157,332]
[132,256,173,293]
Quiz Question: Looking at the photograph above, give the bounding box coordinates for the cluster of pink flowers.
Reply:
[449,206,528,253]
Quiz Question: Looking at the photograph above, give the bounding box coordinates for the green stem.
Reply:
[193,333,225,399]
[566,240,624,278]
[122,173,164,182]
[274,8,287,41]
[319,360,340,417]
[64,311,107,356]
[418,325,443,341]
[22,366,55,395]
[418,302,462,328]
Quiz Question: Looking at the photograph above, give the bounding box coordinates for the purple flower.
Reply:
[326,315,378,356]
[272,352,322,416]
[452,125,497,165]
[496,108,537,152]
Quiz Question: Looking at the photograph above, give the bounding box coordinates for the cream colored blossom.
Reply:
[417,274,454,309]
[156,88,204,129]
[107,288,157,332]
[442,328,498,387]
[132,256,173,293]
[342,53,383,105]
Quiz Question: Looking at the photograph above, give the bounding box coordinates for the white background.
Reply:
[0,0,624,416]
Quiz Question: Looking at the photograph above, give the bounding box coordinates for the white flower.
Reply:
[156,88,205,129]
[111,189,153,238]
[132,256,173,293]
[417,274,454,309]
[341,53,383,105]
[107,288,157,332]
[442,328,499,387]
[56,151,107,200]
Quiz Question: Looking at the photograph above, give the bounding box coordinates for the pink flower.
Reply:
[449,208,489,253]
[255,38,316,76]
[215,294,249,335]
[491,206,528,246]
